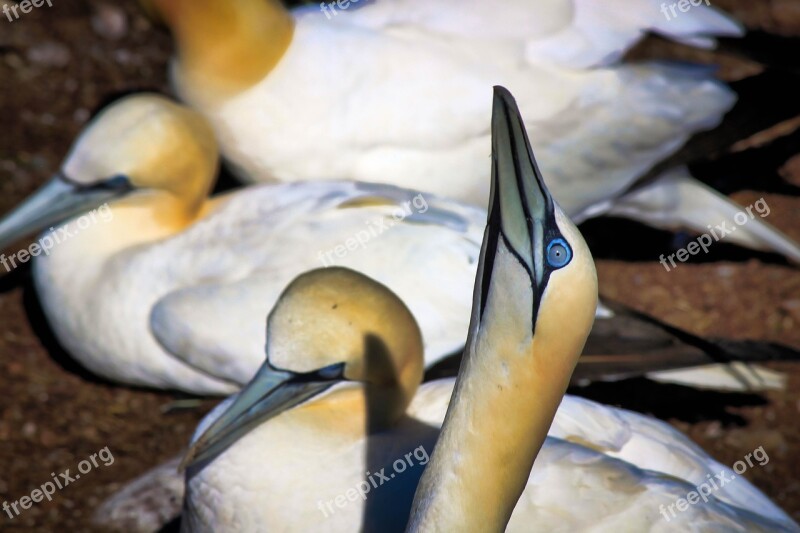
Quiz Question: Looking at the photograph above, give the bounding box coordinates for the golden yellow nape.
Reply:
[266,267,425,430]
[142,0,294,97]
[63,93,218,226]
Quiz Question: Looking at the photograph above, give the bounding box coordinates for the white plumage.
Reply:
[29,177,782,396]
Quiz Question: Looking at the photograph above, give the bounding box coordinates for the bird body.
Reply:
[170,0,735,218]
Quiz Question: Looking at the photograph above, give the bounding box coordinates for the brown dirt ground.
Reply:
[1,1,800,531]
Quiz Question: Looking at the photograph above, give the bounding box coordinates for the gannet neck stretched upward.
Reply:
[179,88,796,533]
[182,85,596,530]
[406,86,598,532]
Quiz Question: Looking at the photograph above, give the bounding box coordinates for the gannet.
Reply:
[179,88,797,533]
[0,94,483,394]
[142,0,800,263]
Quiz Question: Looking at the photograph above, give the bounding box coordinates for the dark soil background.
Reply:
[1,1,799,531]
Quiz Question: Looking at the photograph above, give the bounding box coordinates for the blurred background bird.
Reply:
[141,0,800,264]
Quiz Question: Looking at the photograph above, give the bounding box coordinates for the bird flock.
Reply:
[3,0,800,531]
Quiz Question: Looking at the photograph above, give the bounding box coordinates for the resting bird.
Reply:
[142,0,800,263]
[0,94,791,395]
[177,88,796,532]
[0,94,481,394]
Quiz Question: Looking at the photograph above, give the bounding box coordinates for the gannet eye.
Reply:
[546,238,571,268]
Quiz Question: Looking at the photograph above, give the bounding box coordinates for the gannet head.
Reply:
[0,94,217,251]
[182,267,425,469]
[475,85,598,374]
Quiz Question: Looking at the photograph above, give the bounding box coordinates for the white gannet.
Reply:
[179,88,797,533]
[0,94,485,394]
[142,0,800,263]
[0,95,789,396]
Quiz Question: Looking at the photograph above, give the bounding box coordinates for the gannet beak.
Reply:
[0,174,131,252]
[475,86,560,323]
[181,361,346,470]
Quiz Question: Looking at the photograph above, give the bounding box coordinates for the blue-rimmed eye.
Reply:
[546,238,571,268]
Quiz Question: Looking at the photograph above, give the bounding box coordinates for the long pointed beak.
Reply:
[474,87,557,320]
[0,174,130,252]
[489,86,554,279]
[182,361,345,470]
